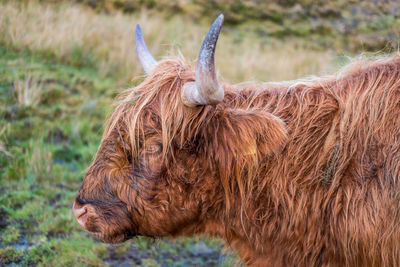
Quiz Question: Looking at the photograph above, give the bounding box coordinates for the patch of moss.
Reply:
[25,235,107,266]
[1,225,21,244]
[0,247,24,265]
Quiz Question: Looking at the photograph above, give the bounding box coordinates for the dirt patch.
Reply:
[105,240,226,266]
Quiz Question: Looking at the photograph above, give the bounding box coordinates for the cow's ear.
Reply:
[209,108,287,158]
[198,108,287,202]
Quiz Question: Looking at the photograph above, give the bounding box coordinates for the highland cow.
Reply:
[73,15,400,266]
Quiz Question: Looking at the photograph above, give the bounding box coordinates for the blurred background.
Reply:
[0,0,399,266]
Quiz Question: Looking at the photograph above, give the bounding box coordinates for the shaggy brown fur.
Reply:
[76,54,400,266]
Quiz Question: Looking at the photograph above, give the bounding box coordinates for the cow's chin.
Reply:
[86,222,137,244]
[83,212,137,244]
[92,230,133,244]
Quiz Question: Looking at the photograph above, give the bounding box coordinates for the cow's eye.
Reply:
[145,144,162,153]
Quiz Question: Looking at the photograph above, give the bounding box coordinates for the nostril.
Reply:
[77,207,88,226]
[73,200,88,227]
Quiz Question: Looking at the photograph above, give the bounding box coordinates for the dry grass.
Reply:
[13,74,44,108]
[0,1,337,84]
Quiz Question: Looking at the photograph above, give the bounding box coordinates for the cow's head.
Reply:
[73,15,287,243]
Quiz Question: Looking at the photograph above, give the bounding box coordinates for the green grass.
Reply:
[0,45,232,266]
[0,45,109,266]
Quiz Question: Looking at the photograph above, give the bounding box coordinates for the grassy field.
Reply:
[0,1,398,266]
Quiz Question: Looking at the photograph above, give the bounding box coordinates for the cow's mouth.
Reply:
[73,195,139,244]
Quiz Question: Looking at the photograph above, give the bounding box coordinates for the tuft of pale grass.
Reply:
[13,74,44,108]
[0,125,11,158]
[0,1,336,84]
[0,143,11,158]
[29,143,52,183]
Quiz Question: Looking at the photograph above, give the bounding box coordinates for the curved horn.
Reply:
[135,24,157,74]
[181,14,224,107]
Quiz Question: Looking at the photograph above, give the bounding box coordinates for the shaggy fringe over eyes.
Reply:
[102,59,195,159]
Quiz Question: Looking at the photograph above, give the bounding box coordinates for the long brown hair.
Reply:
[95,54,400,265]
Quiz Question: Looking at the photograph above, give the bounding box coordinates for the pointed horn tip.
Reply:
[207,14,224,34]
[214,14,224,26]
